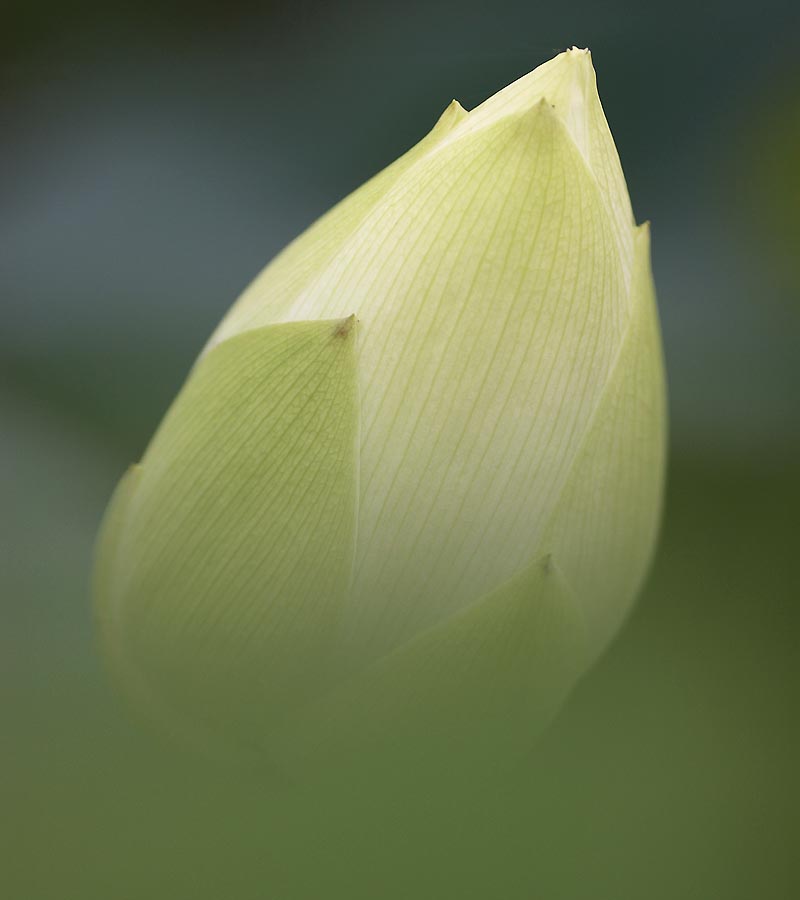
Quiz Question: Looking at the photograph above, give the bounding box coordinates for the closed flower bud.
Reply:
[95,47,666,771]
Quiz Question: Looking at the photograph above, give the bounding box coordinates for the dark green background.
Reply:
[3,2,799,898]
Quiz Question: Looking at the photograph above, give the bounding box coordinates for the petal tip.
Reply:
[332,314,358,339]
[635,220,652,250]
[433,98,469,134]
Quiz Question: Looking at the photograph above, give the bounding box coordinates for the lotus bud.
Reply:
[95,48,666,771]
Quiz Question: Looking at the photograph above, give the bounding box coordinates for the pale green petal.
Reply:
[207,99,467,349]
[539,224,667,653]
[453,47,635,282]
[295,101,631,664]
[274,554,587,777]
[95,317,360,753]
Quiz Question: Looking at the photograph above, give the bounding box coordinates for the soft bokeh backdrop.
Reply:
[3,2,799,898]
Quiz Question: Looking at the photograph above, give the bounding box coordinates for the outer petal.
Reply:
[539,224,667,652]
[94,317,360,754]
[273,554,587,778]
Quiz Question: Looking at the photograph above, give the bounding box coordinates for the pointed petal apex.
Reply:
[332,313,358,339]
[432,98,469,135]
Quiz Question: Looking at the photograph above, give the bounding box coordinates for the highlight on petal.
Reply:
[95,317,360,754]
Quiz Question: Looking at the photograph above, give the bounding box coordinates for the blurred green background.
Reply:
[2,2,799,898]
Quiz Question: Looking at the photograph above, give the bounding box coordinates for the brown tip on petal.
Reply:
[333,314,357,339]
